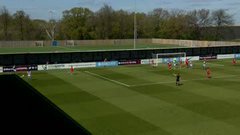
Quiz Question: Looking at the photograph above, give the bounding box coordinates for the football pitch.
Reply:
[0,44,181,54]
[22,59,240,135]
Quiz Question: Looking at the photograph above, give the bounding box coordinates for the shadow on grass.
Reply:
[0,74,91,134]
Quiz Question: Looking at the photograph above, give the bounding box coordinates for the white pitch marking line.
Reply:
[207,63,225,67]
[130,75,238,87]
[84,71,131,87]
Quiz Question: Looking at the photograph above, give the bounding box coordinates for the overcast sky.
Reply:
[0,0,240,24]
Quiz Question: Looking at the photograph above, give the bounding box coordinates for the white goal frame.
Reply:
[65,40,75,46]
[151,52,186,67]
[35,41,44,47]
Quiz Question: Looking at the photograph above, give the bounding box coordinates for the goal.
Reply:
[65,40,75,46]
[151,52,186,67]
[35,41,44,47]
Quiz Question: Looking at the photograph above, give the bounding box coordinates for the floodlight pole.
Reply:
[49,10,53,20]
[48,10,56,41]
[134,0,137,49]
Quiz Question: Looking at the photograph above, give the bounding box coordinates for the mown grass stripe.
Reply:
[51,70,240,135]
[47,71,164,135]
[24,59,240,135]
[130,75,238,87]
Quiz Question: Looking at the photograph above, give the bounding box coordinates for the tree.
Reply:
[111,10,133,39]
[0,6,12,40]
[211,9,234,26]
[195,9,212,40]
[31,19,49,40]
[61,7,94,39]
[148,8,170,38]
[13,10,31,40]
[135,12,148,38]
[211,9,234,40]
[185,9,211,40]
[95,4,114,39]
[0,5,236,41]
[156,9,190,39]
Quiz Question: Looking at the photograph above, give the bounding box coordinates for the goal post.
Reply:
[151,52,186,67]
[65,40,75,46]
[34,41,44,47]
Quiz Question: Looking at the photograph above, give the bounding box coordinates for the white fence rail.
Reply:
[0,39,239,48]
[152,39,240,47]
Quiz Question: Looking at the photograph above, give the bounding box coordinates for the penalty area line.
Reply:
[84,71,131,87]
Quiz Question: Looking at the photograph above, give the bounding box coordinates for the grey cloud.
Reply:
[186,0,222,3]
[227,2,240,7]
[77,0,105,6]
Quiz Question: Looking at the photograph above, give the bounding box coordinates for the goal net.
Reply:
[35,41,44,47]
[151,52,186,67]
[65,40,75,46]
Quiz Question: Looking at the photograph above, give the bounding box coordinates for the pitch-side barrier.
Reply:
[1,53,240,73]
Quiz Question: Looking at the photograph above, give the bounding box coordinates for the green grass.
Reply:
[20,59,240,135]
[0,44,182,54]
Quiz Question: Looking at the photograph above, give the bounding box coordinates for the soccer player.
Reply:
[203,60,207,70]
[104,58,108,62]
[70,66,74,74]
[27,69,32,80]
[151,59,157,68]
[189,61,193,68]
[206,67,211,78]
[168,62,172,71]
[232,58,237,65]
[179,59,183,68]
[45,61,49,70]
[185,57,189,68]
[173,60,177,69]
[175,73,181,86]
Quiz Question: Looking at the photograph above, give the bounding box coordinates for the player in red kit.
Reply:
[168,62,172,71]
[206,67,211,78]
[185,58,189,68]
[70,66,74,74]
[232,58,237,65]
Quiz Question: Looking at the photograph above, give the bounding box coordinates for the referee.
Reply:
[176,73,181,86]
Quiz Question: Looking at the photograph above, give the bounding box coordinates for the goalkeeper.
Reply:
[173,60,177,69]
